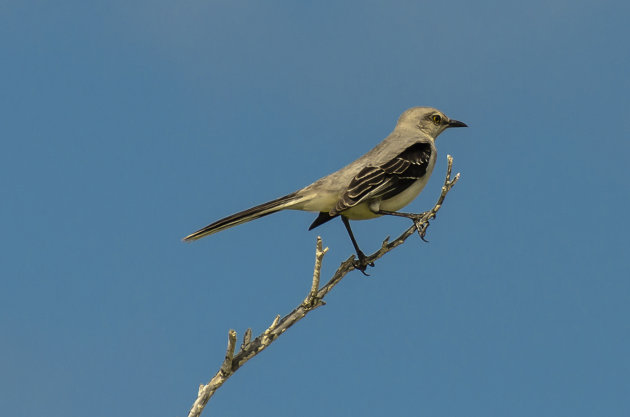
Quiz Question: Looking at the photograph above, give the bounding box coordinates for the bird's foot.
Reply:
[410,211,431,242]
[353,251,375,276]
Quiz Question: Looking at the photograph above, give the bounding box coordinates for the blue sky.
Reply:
[2,1,629,416]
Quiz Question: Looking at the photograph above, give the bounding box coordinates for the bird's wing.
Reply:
[331,142,432,215]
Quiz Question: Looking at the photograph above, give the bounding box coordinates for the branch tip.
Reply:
[268,315,280,331]
[241,328,252,349]
[220,330,237,374]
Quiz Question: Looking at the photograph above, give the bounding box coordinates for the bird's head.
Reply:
[396,107,467,138]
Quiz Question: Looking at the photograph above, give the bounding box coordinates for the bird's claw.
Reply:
[354,252,374,276]
[412,215,430,242]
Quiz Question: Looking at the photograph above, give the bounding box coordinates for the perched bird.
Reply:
[184,107,467,273]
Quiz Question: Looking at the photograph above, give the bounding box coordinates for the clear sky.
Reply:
[2,1,629,416]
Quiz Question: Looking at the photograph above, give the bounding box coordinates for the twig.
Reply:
[304,236,329,305]
[186,155,460,417]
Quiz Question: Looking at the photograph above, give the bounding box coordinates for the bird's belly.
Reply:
[341,203,382,220]
[379,177,429,212]
[342,177,429,220]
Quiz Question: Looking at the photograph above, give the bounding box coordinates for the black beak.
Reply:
[448,119,467,128]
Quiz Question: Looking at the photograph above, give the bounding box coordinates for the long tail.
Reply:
[183,192,307,241]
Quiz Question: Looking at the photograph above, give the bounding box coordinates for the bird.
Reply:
[183,107,467,273]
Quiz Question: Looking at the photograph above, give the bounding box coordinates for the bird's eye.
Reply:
[431,114,442,125]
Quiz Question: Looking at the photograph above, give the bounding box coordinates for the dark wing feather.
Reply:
[332,142,432,215]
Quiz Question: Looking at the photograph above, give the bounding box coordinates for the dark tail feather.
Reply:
[308,212,338,230]
[183,192,304,241]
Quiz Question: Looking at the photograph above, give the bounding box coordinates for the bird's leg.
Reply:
[341,216,374,275]
[376,209,432,242]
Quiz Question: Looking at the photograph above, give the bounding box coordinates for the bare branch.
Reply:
[186,156,461,417]
[187,330,237,417]
[304,236,329,306]
[240,328,252,351]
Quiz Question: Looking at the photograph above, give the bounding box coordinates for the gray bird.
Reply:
[184,107,467,273]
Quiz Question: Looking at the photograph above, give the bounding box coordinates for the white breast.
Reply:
[378,176,431,211]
